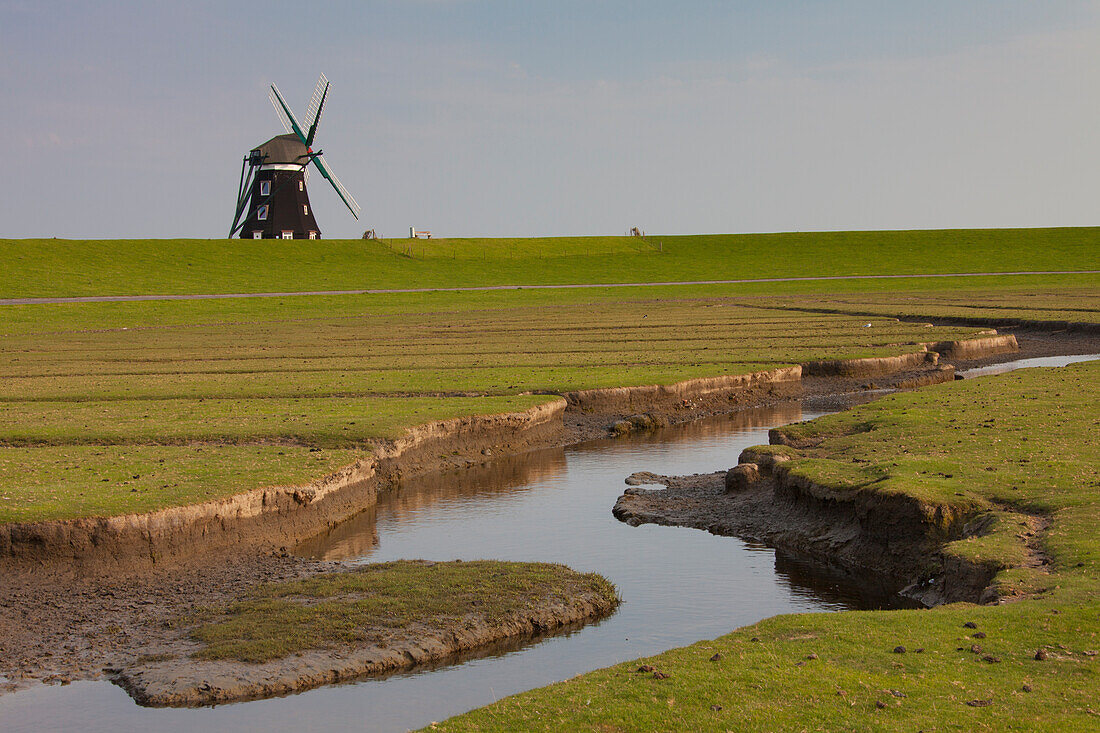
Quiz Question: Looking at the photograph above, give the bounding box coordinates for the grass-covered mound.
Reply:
[432,362,1100,731]
[3,227,1097,298]
[187,560,619,663]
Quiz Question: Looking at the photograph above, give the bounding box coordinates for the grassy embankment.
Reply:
[434,362,1100,731]
[184,560,618,664]
[3,227,1097,297]
[1,229,1097,524]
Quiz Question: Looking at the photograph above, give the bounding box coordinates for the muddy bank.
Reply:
[613,455,994,608]
[0,399,567,574]
[113,569,618,708]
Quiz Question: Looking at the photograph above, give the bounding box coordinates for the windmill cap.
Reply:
[251,133,309,166]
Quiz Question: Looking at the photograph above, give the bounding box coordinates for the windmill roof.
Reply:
[253,133,309,166]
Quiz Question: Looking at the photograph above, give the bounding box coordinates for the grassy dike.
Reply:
[3,227,1098,298]
[432,362,1100,731]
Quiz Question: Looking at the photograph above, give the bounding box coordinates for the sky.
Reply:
[2,0,1098,239]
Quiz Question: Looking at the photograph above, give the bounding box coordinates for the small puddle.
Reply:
[4,353,1095,732]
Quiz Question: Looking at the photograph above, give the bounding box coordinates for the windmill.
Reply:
[230,74,361,239]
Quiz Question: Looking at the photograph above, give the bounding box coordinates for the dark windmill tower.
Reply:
[230,74,361,239]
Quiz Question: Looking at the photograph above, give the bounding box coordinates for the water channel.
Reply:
[3,354,1097,732]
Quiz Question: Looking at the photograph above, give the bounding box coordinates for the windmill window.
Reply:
[259,180,271,196]
[303,204,309,215]
[281,231,294,240]
[252,231,263,239]
[257,205,269,221]
[299,181,304,192]
[309,231,317,239]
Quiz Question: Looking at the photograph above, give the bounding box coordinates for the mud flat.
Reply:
[111,560,619,707]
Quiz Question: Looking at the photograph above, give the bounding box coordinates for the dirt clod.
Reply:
[1034,648,1049,661]
[893,646,906,654]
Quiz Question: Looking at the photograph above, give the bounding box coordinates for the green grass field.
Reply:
[3,227,1097,298]
[434,362,1100,731]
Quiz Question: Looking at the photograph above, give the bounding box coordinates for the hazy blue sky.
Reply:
[3,1,1098,238]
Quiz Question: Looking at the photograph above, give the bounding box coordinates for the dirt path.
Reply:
[3,270,1097,306]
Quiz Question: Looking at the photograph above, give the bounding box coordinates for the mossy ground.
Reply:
[186,560,618,664]
[432,362,1100,731]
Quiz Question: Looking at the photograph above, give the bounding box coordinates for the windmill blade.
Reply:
[311,153,361,220]
[305,73,328,129]
[269,90,293,135]
[305,80,329,148]
[269,83,307,144]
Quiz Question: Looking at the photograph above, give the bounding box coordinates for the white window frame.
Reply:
[252,230,263,239]
[299,180,304,192]
[257,205,268,221]
[303,204,308,215]
[308,231,317,240]
[259,180,271,196]
[281,230,294,240]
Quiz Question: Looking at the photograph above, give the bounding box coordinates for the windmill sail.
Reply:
[269,83,308,144]
[269,89,293,136]
[311,153,361,219]
[305,74,329,131]
[305,81,329,147]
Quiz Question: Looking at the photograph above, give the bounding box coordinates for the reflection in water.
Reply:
[298,447,569,561]
[570,401,807,458]
[772,550,920,610]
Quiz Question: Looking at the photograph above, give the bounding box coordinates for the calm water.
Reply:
[4,353,1097,733]
[957,352,1100,378]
